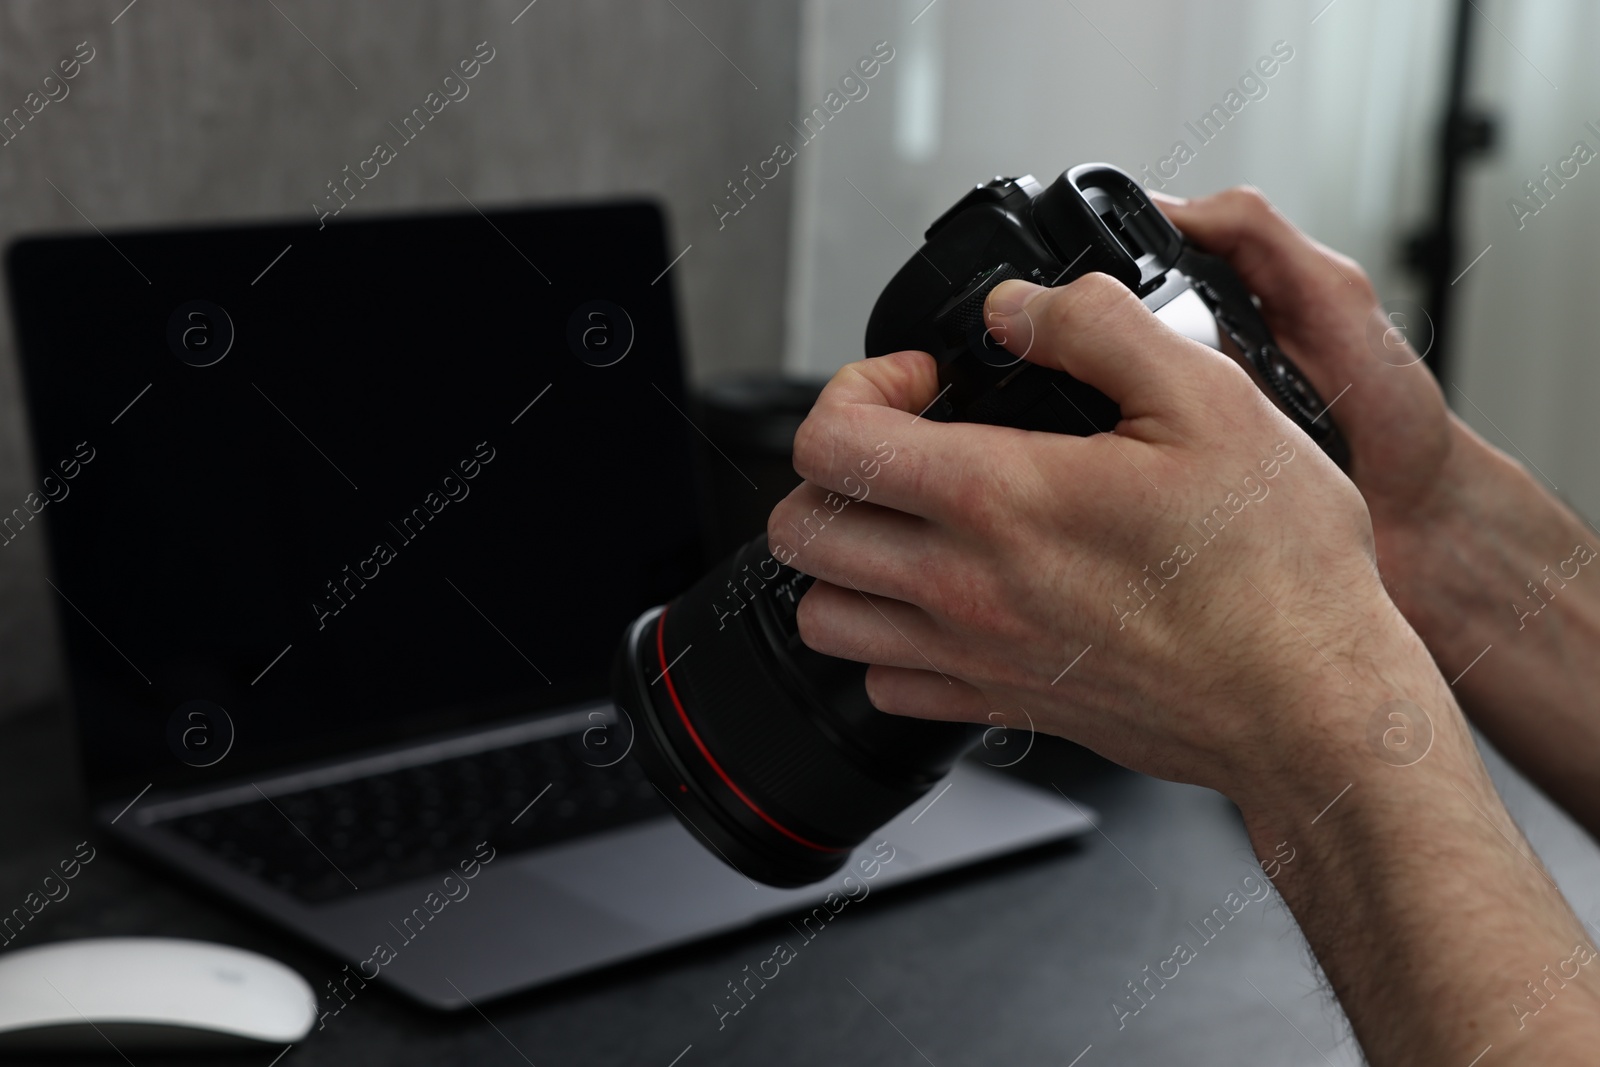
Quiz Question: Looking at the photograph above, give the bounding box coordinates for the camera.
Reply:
[613,163,1348,887]
[866,163,1349,460]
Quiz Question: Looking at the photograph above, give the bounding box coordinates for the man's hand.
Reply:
[1152,188,1457,521]
[1153,187,1469,633]
[769,263,1600,1065]
[771,270,1398,808]
[1159,188,1600,840]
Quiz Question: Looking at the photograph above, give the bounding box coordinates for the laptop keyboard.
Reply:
[160,732,667,904]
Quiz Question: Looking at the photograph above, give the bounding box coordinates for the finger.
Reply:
[982,273,1225,426]
[790,363,1029,521]
[768,483,941,604]
[862,665,989,723]
[810,347,942,415]
[1152,186,1365,308]
[796,580,956,677]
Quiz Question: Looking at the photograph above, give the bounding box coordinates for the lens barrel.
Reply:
[614,535,979,887]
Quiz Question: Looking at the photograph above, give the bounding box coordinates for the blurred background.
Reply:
[0,0,1596,719]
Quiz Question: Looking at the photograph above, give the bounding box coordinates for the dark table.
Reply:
[5,699,1598,1067]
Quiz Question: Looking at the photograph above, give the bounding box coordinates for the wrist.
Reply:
[1219,595,1447,819]
[1226,607,1462,825]
[1378,415,1600,837]
[1372,415,1552,659]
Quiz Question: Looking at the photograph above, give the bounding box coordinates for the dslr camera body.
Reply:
[613,163,1347,887]
[868,163,1347,461]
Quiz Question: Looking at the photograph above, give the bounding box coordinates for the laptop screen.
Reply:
[7,201,710,801]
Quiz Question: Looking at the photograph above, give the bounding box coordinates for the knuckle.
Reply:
[789,414,825,482]
[794,587,829,651]
[862,667,891,712]
[1071,270,1136,310]
[765,501,792,555]
[1052,273,1141,334]
[1076,269,1134,301]
[1218,185,1273,219]
[790,412,832,483]
[1303,250,1374,310]
[1333,251,1375,293]
[791,403,869,486]
[796,587,868,661]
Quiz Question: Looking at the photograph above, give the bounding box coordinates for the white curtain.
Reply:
[1452,0,1600,517]
[785,0,1452,374]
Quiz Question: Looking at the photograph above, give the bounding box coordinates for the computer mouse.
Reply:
[0,936,317,1051]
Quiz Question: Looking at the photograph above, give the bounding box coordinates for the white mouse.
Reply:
[0,937,317,1051]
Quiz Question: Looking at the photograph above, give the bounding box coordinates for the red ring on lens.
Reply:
[654,608,844,854]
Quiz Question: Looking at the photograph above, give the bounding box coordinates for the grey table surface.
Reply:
[3,700,1597,1067]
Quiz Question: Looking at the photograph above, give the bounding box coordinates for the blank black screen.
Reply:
[7,201,707,800]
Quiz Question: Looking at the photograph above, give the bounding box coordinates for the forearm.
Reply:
[1235,633,1600,1065]
[1377,417,1600,837]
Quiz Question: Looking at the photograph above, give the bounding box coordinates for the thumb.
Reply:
[983,273,1210,422]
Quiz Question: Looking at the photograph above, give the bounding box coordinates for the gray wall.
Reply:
[0,0,801,716]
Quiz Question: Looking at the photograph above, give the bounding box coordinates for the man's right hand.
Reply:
[1157,187,1600,840]
[1154,188,1457,558]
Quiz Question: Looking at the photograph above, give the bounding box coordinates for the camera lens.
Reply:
[613,535,981,887]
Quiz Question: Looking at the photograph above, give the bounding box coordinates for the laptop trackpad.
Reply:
[379,866,655,1001]
[529,820,783,936]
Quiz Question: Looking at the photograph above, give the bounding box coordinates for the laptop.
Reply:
[5,200,1094,1009]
